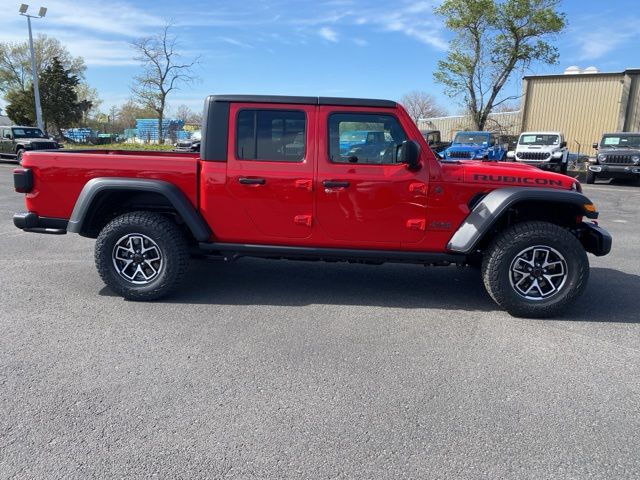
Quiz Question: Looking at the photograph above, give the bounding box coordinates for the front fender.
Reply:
[447,187,598,254]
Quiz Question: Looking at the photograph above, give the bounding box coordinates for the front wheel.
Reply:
[586,170,596,184]
[482,221,589,318]
[16,149,25,164]
[95,211,189,300]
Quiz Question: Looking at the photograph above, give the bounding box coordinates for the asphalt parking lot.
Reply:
[1,162,639,479]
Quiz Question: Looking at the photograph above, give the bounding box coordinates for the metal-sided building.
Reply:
[421,68,640,157]
[521,68,640,157]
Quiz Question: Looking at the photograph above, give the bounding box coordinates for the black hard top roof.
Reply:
[207,94,396,108]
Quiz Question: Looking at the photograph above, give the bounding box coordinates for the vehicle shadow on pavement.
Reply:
[556,267,640,323]
[103,259,639,320]
[156,258,497,312]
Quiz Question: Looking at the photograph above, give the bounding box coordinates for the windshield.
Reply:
[600,134,640,148]
[12,128,46,139]
[519,134,559,146]
[191,130,202,141]
[453,133,489,145]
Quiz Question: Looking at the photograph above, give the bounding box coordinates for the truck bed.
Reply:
[20,149,200,220]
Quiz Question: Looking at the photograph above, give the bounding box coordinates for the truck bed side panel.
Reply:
[21,151,199,219]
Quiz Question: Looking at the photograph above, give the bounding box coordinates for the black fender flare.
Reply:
[67,178,212,242]
[447,187,597,254]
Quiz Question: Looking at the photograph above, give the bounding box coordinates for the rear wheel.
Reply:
[586,170,596,184]
[95,211,189,300]
[482,221,589,318]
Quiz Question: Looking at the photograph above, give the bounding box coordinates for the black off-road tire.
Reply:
[586,170,596,184]
[16,149,25,164]
[481,221,589,318]
[95,211,189,301]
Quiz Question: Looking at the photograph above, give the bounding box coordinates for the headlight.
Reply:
[475,151,487,158]
[632,156,640,164]
[552,151,563,159]
[597,154,606,161]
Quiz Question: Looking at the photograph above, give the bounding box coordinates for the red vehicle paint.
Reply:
[13,95,611,317]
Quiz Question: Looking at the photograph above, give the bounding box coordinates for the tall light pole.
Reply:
[19,4,47,132]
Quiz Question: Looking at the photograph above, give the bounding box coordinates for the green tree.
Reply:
[4,87,35,125]
[38,57,85,135]
[0,34,85,93]
[131,24,199,144]
[434,0,565,130]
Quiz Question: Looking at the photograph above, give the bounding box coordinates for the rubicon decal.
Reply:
[473,174,563,186]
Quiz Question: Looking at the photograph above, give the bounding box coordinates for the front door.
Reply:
[226,104,315,242]
[315,108,428,248]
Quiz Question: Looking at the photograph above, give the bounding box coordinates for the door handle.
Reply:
[322,180,350,188]
[239,177,266,185]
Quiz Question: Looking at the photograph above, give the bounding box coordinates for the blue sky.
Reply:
[1,0,639,116]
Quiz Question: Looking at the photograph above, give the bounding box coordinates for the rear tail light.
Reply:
[14,168,33,193]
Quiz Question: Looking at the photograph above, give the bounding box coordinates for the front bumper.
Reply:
[577,222,612,257]
[14,212,67,235]
[588,164,640,178]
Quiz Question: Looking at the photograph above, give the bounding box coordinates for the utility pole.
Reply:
[19,4,47,132]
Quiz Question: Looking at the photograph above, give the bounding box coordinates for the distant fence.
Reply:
[418,111,522,141]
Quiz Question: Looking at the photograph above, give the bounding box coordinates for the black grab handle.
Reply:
[239,177,266,185]
[322,180,350,188]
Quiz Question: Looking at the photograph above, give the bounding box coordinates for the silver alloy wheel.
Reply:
[112,233,163,285]
[509,245,568,301]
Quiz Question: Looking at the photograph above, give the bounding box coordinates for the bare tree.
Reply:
[399,91,447,124]
[131,25,198,144]
[174,104,202,125]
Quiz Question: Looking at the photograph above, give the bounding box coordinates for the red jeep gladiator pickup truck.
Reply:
[13,95,611,317]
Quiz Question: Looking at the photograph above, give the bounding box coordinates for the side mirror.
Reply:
[428,139,434,146]
[592,142,598,150]
[560,141,567,148]
[398,140,421,171]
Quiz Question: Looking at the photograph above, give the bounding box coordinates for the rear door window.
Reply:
[236,109,306,162]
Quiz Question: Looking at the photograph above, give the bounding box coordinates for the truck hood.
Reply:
[517,144,562,152]
[597,148,640,156]
[18,137,53,143]
[441,160,577,190]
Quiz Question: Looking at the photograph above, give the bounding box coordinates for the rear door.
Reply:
[226,103,315,241]
[315,107,428,248]
[0,128,9,155]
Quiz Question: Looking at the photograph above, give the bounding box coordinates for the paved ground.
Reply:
[1,161,639,479]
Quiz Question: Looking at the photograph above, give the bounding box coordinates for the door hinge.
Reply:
[406,219,426,231]
[294,215,313,227]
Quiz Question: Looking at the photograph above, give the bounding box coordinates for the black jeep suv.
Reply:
[0,126,60,163]
[589,133,640,184]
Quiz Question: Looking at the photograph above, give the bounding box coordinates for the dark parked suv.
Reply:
[589,133,640,184]
[0,126,60,163]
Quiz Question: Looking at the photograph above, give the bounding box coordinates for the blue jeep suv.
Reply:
[442,131,507,162]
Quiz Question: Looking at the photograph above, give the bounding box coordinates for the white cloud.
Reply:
[219,37,253,49]
[354,38,368,47]
[319,27,339,43]
[576,30,639,61]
